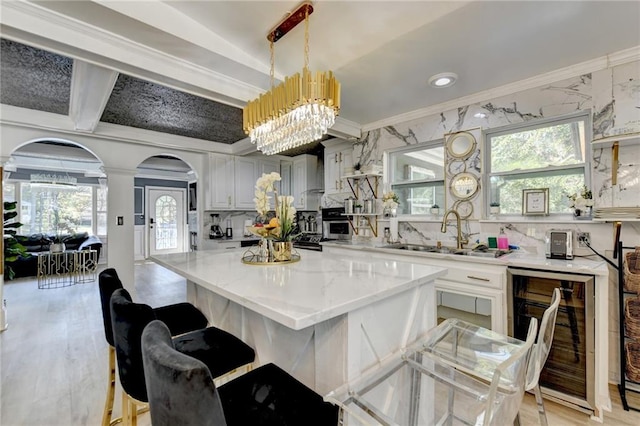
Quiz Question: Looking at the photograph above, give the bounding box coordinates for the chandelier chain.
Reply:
[304,6,309,69]
[269,40,275,89]
[243,2,340,155]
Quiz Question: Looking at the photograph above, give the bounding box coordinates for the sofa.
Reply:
[6,232,103,279]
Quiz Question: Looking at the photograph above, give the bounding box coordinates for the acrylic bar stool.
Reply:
[325,318,537,425]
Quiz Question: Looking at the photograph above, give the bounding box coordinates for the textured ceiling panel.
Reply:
[100,74,246,144]
[0,38,72,115]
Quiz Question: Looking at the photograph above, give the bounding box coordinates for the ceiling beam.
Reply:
[0,0,263,105]
[69,60,119,132]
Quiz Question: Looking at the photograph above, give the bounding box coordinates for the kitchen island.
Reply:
[151,249,447,394]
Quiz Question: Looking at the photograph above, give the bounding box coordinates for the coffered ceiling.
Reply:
[1,1,639,157]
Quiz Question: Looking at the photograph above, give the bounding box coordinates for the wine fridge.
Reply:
[507,267,595,412]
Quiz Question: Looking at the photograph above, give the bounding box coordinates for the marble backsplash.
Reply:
[336,59,640,250]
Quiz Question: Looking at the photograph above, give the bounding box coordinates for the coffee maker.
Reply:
[209,214,224,239]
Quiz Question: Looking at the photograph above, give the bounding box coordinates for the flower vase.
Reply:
[258,238,269,262]
[49,243,66,253]
[272,242,292,262]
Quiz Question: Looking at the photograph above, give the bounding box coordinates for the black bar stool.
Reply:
[98,268,244,425]
[110,288,255,425]
[141,320,339,426]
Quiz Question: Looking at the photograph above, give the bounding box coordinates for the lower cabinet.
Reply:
[435,280,505,333]
[200,240,241,251]
[322,245,507,333]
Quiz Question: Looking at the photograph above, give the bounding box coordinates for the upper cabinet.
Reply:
[208,153,235,209]
[292,154,321,211]
[323,140,354,195]
[207,154,286,210]
[234,156,258,209]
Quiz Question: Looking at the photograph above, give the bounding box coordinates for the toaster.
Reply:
[545,230,573,260]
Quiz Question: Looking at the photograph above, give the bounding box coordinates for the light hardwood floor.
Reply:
[1,261,640,425]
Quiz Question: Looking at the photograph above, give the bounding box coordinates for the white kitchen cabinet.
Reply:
[292,154,320,211]
[201,239,241,251]
[280,161,292,196]
[258,157,281,193]
[234,157,258,209]
[431,258,506,332]
[208,153,235,209]
[323,139,353,195]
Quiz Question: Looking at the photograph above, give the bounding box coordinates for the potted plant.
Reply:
[49,235,66,253]
[430,204,440,215]
[3,201,29,280]
[353,203,363,214]
[353,162,362,175]
[489,202,500,215]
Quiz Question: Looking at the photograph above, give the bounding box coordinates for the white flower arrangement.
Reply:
[254,172,281,217]
[567,185,594,209]
[253,172,297,241]
[382,191,399,210]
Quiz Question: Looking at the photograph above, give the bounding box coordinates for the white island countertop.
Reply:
[151,249,447,330]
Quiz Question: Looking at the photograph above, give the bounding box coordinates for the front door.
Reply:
[148,188,186,256]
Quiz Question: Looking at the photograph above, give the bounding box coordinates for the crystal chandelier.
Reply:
[243,2,340,155]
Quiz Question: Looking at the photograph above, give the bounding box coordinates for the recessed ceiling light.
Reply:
[428,72,458,88]
[474,112,487,119]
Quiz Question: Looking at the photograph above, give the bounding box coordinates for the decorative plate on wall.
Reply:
[446,131,477,159]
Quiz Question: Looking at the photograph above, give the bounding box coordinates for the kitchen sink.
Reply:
[382,244,511,258]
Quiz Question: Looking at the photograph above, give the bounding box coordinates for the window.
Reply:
[4,180,107,236]
[388,142,445,214]
[486,114,589,215]
[96,186,107,236]
[20,183,93,235]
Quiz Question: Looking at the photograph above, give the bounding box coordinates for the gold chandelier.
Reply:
[243,2,340,155]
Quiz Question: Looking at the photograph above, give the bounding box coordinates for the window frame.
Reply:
[385,140,445,216]
[5,180,106,237]
[483,112,591,218]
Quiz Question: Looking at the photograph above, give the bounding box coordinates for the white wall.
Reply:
[0,123,208,290]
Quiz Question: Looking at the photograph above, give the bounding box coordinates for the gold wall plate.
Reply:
[446,131,477,159]
[450,172,479,199]
[454,200,474,219]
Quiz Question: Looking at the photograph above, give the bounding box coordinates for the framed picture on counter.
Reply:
[522,188,549,215]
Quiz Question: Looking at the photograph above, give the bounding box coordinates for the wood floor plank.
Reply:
[0,261,639,425]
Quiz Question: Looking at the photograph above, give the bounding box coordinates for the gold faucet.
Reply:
[441,209,468,250]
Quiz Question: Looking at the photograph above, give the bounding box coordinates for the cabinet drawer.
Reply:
[442,267,504,289]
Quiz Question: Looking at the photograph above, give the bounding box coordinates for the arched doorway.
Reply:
[136,155,196,258]
[4,139,107,267]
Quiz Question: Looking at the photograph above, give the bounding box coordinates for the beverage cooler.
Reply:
[507,267,595,412]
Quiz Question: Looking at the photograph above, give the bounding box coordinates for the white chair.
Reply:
[519,287,562,426]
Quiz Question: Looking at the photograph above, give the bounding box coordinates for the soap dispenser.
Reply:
[498,227,509,250]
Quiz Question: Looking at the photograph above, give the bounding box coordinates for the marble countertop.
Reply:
[151,249,447,330]
[321,241,609,276]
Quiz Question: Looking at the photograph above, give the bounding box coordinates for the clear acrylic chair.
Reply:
[519,287,562,426]
[326,317,538,426]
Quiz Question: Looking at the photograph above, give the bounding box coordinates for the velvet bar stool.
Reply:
[110,288,256,426]
[141,320,339,426]
[98,268,210,426]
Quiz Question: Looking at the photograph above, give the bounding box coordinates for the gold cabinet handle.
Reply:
[467,275,490,282]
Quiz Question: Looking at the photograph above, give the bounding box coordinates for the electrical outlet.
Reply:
[577,232,590,247]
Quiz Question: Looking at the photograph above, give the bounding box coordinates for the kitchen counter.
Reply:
[321,239,612,420]
[321,240,608,276]
[151,249,446,330]
[151,249,446,394]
